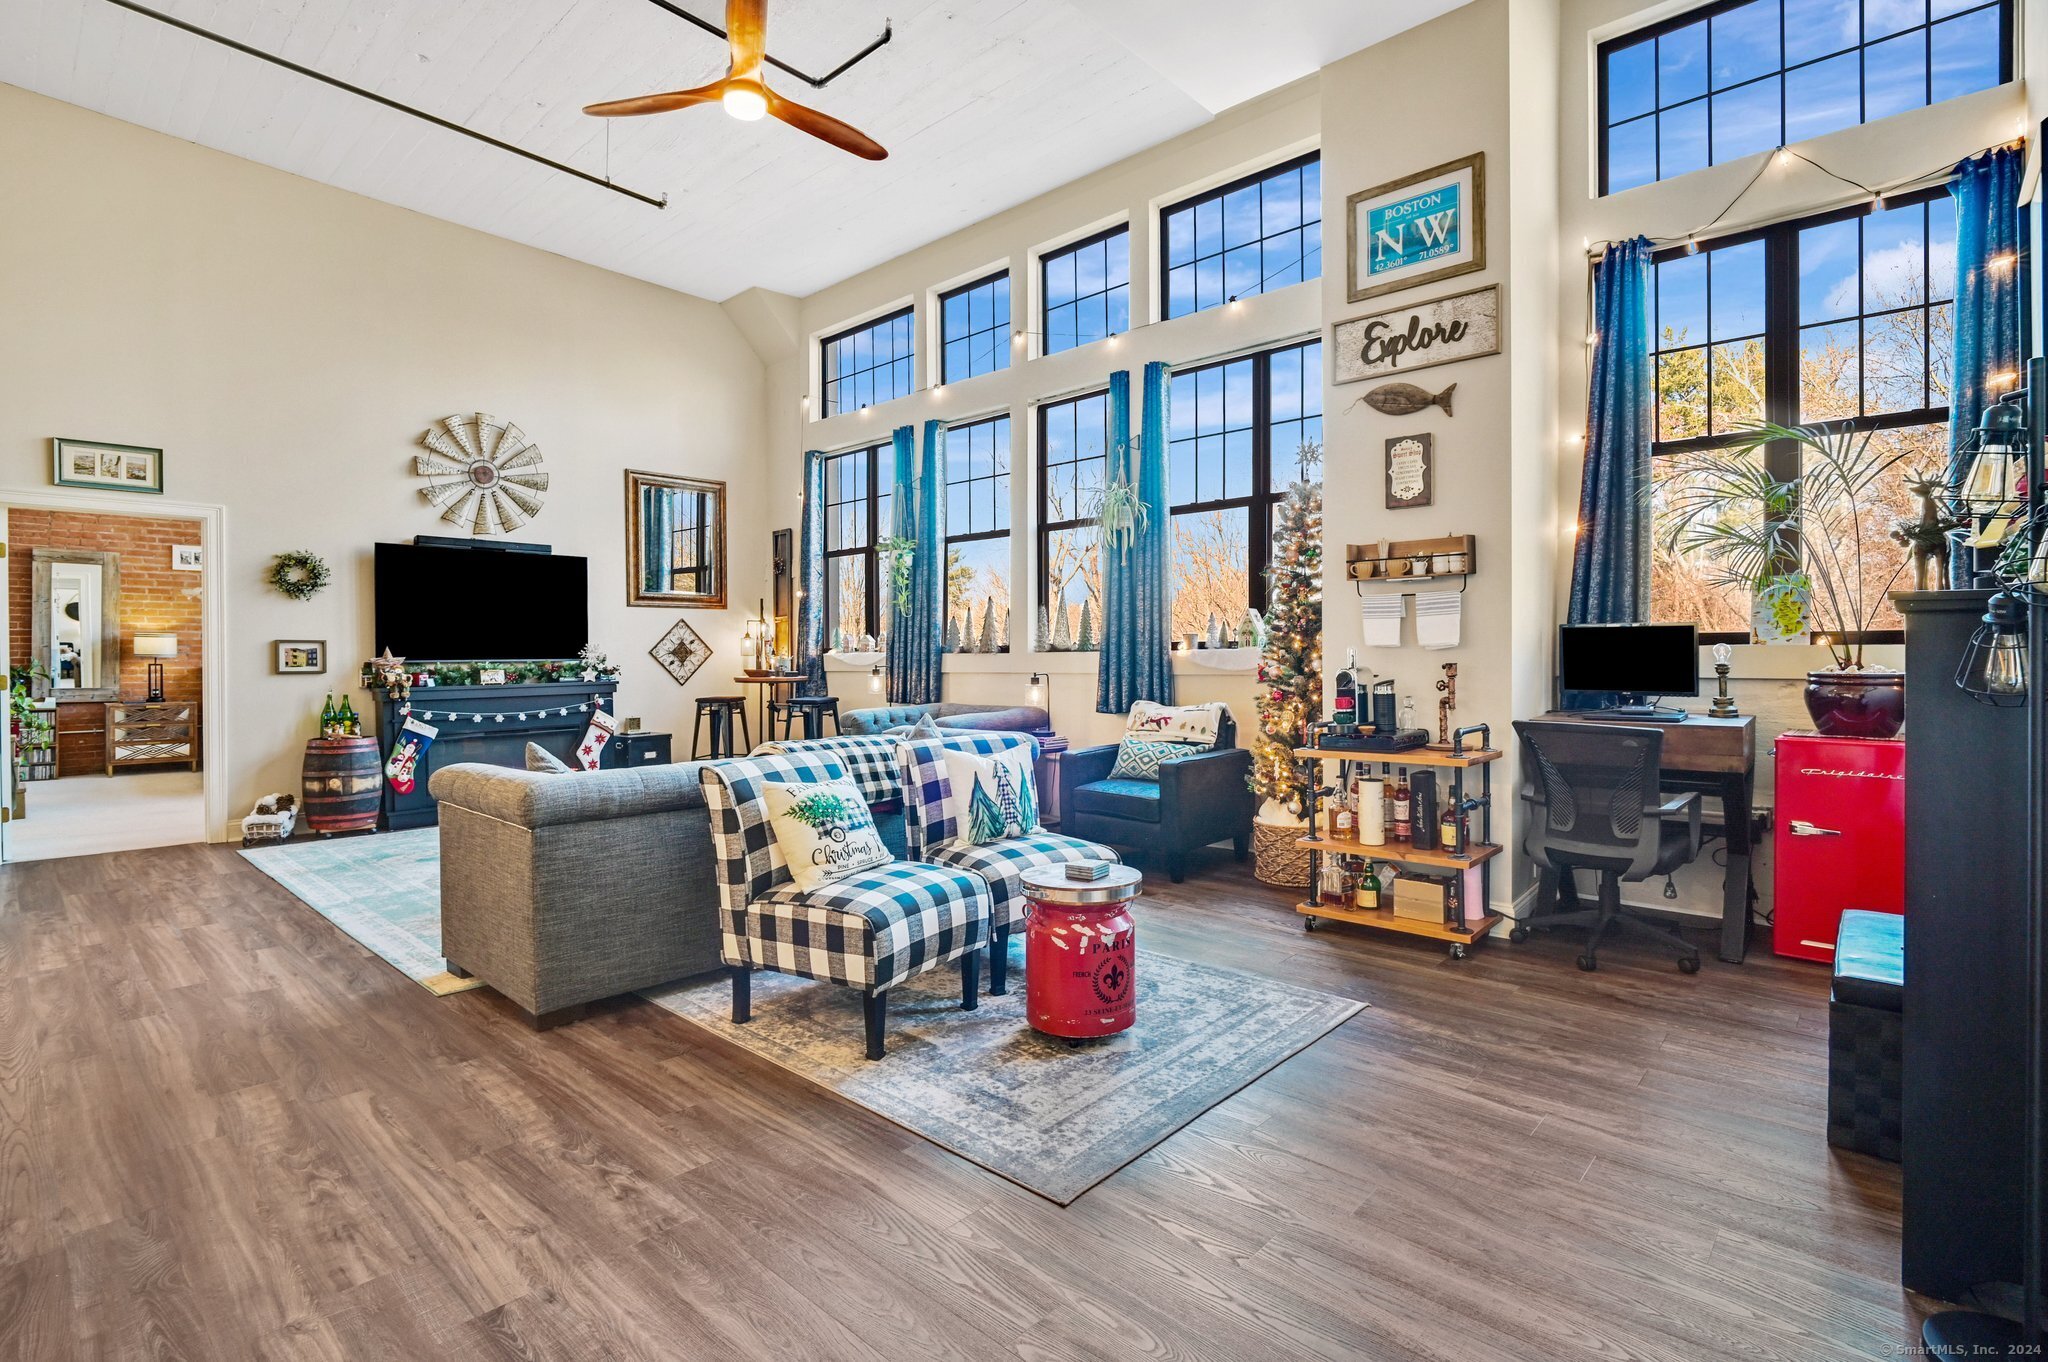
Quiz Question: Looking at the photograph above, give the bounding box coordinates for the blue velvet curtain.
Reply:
[1946,146,2024,586]
[796,450,827,697]
[1097,364,1175,713]
[884,421,945,704]
[1568,236,1655,625]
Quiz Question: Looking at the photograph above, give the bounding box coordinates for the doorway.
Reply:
[5,501,211,861]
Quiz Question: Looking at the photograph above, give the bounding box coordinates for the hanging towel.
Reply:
[1413,590,1463,650]
[1359,593,1406,648]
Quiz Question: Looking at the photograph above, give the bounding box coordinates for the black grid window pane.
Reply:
[940,272,1011,385]
[1162,154,1322,320]
[1647,187,1956,643]
[1039,392,1112,635]
[1043,230,1130,355]
[1601,0,2008,194]
[821,307,916,416]
[818,442,890,643]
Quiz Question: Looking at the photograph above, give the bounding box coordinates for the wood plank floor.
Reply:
[0,842,1914,1360]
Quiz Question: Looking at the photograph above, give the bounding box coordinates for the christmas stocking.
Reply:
[385,716,439,794]
[575,707,619,771]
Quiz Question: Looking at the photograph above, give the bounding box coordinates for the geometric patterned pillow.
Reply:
[1109,735,1202,782]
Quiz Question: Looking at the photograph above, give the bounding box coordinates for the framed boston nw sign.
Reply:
[1345,152,1485,302]
[1332,284,1500,385]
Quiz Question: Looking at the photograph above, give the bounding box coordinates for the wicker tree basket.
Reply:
[1252,817,1312,889]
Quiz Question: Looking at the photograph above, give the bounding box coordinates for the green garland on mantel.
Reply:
[268,550,331,601]
[359,658,620,689]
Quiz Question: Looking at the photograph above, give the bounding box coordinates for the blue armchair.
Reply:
[1059,713,1254,882]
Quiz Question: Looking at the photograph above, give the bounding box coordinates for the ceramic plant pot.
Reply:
[1803,668,1905,738]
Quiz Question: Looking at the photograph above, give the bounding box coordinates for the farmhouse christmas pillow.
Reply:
[763,778,893,892]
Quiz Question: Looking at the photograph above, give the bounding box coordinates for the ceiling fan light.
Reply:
[722,83,768,121]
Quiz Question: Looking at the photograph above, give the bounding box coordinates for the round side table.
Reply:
[1018,862,1143,1039]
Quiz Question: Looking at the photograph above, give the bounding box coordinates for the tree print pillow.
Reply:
[939,748,1042,846]
[763,778,894,892]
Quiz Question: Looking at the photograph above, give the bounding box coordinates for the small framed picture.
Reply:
[52,438,164,494]
[478,668,508,686]
[171,544,203,572]
[1385,434,1434,509]
[1346,153,1485,303]
[275,640,327,674]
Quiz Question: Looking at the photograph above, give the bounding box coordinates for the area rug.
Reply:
[237,829,482,995]
[641,943,1363,1204]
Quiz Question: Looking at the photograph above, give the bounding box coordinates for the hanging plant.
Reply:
[269,551,331,602]
[876,535,918,612]
[1095,481,1148,554]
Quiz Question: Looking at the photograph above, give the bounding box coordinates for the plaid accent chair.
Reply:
[701,752,991,1060]
[898,735,1117,996]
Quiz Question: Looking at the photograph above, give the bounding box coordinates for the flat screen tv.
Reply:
[374,543,589,661]
[1557,622,1700,699]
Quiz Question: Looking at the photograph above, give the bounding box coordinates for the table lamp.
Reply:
[133,634,177,702]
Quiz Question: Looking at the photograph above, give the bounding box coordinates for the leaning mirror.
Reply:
[32,548,121,701]
[626,470,727,608]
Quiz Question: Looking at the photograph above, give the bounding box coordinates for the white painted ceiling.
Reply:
[1,0,1467,301]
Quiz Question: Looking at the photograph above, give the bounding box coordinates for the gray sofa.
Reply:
[841,702,1049,735]
[430,752,914,1027]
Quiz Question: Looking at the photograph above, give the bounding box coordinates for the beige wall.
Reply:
[759,79,1326,749]
[0,83,769,837]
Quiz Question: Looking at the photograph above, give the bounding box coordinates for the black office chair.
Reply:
[1511,720,1704,973]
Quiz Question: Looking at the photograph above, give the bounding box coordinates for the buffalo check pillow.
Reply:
[939,747,1042,845]
[762,778,893,892]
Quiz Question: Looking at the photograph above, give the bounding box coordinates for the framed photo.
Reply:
[478,668,509,686]
[1333,284,1501,384]
[170,544,203,572]
[52,438,164,494]
[1346,153,1485,303]
[1385,434,1434,509]
[275,640,327,674]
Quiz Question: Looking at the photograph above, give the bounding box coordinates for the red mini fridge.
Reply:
[1772,732,1906,962]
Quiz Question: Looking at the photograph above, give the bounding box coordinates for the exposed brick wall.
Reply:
[8,510,205,705]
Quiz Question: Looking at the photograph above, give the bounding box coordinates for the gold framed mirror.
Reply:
[626,470,727,608]
[31,547,122,701]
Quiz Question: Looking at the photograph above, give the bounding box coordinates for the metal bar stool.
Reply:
[692,696,751,758]
[783,696,841,741]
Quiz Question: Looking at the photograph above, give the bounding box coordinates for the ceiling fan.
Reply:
[583,0,888,161]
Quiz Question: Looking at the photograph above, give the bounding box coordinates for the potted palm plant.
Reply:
[1661,421,1909,738]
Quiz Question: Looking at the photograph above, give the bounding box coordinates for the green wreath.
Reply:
[269,550,331,602]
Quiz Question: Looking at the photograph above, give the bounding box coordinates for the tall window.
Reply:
[1650,188,1956,639]
[940,273,1011,384]
[1168,340,1323,636]
[1038,390,1111,645]
[1599,0,2009,195]
[1161,153,1323,319]
[1042,228,1130,356]
[944,415,1012,650]
[821,307,915,416]
[821,442,894,645]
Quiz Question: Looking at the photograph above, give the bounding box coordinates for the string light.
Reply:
[1989,251,2018,272]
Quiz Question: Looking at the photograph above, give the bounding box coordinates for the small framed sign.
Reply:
[171,544,203,572]
[478,668,509,686]
[1346,153,1485,302]
[1385,434,1434,510]
[1333,284,1501,384]
[52,438,164,494]
[275,640,327,674]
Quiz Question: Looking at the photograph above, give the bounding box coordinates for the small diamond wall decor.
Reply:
[651,617,710,687]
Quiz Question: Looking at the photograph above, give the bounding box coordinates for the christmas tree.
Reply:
[1250,442,1323,818]
[976,602,998,653]
[1075,599,1096,651]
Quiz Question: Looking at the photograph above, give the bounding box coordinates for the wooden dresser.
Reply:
[105,701,201,775]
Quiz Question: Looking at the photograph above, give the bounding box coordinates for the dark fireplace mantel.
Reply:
[373,680,619,830]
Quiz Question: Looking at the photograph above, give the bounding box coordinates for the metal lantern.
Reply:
[1957,393,2029,510]
[1956,589,2029,705]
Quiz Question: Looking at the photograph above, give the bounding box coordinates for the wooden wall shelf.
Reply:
[1347,533,1475,582]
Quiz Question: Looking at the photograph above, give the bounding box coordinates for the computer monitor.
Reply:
[1558,623,1700,706]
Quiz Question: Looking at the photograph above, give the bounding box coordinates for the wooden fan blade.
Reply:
[583,82,724,117]
[764,88,887,160]
[726,0,767,79]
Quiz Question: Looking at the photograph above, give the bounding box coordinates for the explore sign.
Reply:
[1333,285,1501,384]
[1346,152,1485,302]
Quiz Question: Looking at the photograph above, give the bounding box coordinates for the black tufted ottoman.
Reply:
[1827,909,1904,1162]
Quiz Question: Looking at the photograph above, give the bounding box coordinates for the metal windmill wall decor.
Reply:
[415,413,549,535]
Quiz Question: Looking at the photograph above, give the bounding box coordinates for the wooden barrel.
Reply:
[302,737,383,834]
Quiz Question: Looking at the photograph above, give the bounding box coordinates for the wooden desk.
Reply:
[1536,711,1757,964]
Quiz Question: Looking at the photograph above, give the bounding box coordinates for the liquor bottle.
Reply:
[1333,782,1355,841]
[337,695,358,736]
[1355,861,1382,912]
[1391,769,1412,841]
[1320,857,1349,907]
[320,693,338,738]
[1440,798,1467,856]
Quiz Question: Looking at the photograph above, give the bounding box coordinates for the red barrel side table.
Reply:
[1018,862,1143,1039]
